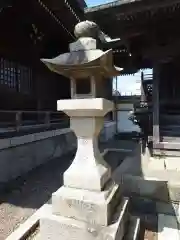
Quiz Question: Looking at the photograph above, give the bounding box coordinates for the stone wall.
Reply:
[0,129,76,186]
[0,122,116,186]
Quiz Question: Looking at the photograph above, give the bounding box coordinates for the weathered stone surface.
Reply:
[62,111,113,191]
[148,157,165,170]
[39,20,123,240]
[10,134,35,146]
[0,139,11,149]
[52,182,120,226]
[114,172,180,202]
[40,198,129,240]
[73,20,121,45]
[57,98,114,117]
[164,157,180,171]
[158,214,180,240]
[69,37,97,51]
[115,174,169,201]
[125,216,140,240]
[74,21,100,39]
[156,201,180,216]
[128,195,180,216]
[0,133,75,185]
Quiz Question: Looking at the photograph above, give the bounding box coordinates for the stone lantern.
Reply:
[39,21,128,240]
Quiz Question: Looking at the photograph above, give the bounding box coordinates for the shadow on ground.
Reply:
[0,138,137,209]
[113,135,179,239]
[0,135,178,239]
[0,137,138,238]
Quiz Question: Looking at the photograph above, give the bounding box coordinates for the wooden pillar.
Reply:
[115,76,118,133]
[153,63,160,146]
[141,72,146,102]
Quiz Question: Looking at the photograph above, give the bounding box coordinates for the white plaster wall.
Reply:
[117,103,133,109]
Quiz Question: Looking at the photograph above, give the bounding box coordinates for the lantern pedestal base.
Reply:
[40,197,129,240]
[39,97,129,240]
[51,181,120,226]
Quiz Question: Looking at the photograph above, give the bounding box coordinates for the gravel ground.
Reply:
[0,139,137,240]
[0,151,75,240]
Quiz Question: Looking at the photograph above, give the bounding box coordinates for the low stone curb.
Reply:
[0,128,71,150]
[6,204,49,240]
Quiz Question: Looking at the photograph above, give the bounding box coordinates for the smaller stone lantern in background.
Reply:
[39,21,128,240]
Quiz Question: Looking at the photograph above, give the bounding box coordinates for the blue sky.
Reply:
[86,0,114,6]
[85,0,151,95]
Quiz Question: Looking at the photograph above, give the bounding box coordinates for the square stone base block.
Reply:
[40,197,129,240]
[52,181,120,226]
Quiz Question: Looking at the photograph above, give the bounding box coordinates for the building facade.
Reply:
[86,0,180,156]
[0,0,86,111]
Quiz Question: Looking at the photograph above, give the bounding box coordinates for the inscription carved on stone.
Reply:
[57,223,80,240]
[66,199,100,225]
[66,199,96,212]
